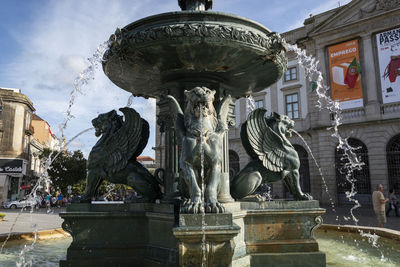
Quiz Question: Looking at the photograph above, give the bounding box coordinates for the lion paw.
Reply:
[205,197,225,213]
[182,198,204,214]
[298,193,313,200]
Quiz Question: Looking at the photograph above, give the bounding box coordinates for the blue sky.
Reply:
[0,0,351,157]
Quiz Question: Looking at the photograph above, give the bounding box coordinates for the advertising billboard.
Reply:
[376,27,400,104]
[328,39,363,109]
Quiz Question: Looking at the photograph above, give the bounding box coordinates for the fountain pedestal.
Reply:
[173,213,240,267]
[60,200,325,266]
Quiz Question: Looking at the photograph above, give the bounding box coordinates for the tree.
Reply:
[40,148,87,195]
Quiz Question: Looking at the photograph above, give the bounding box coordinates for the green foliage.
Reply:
[0,213,5,219]
[40,148,87,195]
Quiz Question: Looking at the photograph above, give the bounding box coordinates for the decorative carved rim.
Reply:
[104,22,287,66]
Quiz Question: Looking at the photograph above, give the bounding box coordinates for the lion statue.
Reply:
[167,87,231,213]
[230,108,312,201]
[74,107,161,203]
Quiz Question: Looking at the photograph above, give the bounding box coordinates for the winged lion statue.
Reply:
[230,108,312,201]
[74,107,161,202]
[167,87,231,213]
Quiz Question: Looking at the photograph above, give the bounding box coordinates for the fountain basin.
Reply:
[102,11,287,98]
[3,226,399,266]
[59,200,325,266]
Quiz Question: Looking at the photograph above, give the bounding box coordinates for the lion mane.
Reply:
[184,87,217,134]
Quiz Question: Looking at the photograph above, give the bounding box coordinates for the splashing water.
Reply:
[199,104,207,267]
[0,127,93,264]
[285,43,364,222]
[2,40,111,266]
[292,130,336,213]
[246,95,256,114]
[126,94,135,107]
[58,40,112,142]
[285,43,387,259]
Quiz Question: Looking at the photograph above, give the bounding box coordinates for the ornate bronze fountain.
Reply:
[60,1,326,266]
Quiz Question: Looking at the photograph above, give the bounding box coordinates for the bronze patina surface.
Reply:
[102,11,287,99]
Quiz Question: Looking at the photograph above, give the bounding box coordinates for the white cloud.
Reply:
[2,0,355,159]
[2,0,178,158]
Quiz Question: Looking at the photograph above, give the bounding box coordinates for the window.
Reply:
[285,93,299,119]
[284,67,297,82]
[255,100,264,109]
[0,106,2,120]
[387,134,400,192]
[335,138,371,205]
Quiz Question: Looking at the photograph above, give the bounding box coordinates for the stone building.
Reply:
[229,0,400,205]
[0,88,57,204]
[154,0,400,206]
[0,88,35,203]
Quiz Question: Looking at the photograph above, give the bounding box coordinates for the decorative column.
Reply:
[314,46,331,128]
[361,33,381,120]
[157,97,180,202]
[218,99,235,203]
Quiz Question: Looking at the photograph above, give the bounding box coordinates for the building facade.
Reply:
[154,0,400,206]
[0,88,57,204]
[0,88,35,203]
[229,0,400,205]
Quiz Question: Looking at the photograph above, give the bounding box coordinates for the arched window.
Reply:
[335,138,371,205]
[229,150,240,180]
[285,144,311,198]
[387,134,400,192]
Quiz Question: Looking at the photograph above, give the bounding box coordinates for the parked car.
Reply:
[3,198,38,209]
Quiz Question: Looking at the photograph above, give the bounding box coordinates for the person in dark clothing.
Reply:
[386,188,399,217]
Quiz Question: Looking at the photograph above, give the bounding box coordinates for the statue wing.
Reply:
[166,95,186,144]
[102,107,148,174]
[216,95,232,133]
[242,108,286,172]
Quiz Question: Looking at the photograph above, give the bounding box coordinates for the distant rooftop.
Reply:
[137,156,155,162]
[0,87,21,93]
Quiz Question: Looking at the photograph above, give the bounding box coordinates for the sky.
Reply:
[0,0,352,158]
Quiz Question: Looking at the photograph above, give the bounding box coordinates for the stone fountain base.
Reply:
[60,200,325,267]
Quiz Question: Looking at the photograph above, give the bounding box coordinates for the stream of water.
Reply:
[0,40,112,266]
[199,103,207,267]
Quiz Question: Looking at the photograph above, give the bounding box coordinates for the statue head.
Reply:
[178,0,213,11]
[92,110,123,137]
[184,87,216,119]
[270,112,294,138]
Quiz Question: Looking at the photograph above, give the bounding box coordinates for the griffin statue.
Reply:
[75,108,161,203]
[167,87,231,213]
[230,108,313,201]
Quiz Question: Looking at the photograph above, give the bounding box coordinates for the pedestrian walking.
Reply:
[372,184,389,228]
[45,193,51,208]
[57,192,63,207]
[386,188,399,217]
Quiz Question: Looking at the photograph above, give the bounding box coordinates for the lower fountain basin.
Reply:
[2,228,398,266]
[59,200,326,266]
[102,11,287,98]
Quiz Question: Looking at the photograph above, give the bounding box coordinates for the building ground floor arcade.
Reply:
[228,120,400,206]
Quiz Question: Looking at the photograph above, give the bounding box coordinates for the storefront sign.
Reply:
[0,159,24,174]
[328,39,364,109]
[376,27,400,104]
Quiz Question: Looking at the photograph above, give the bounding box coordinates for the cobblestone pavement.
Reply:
[0,207,65,235]
[0,204,399,235]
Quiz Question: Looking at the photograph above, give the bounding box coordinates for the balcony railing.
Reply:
[381,102,400,115]
[339,107,365,120]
